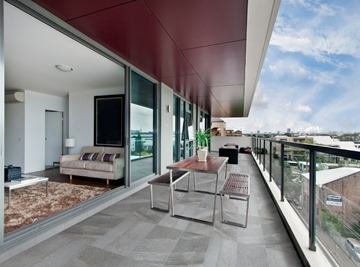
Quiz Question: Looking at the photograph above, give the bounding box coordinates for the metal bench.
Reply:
[219,172,250,227]
[148,170,190,212]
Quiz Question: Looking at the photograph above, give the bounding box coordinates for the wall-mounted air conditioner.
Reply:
[5,92,24,103]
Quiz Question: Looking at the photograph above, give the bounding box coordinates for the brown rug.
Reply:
[4,181,110,233]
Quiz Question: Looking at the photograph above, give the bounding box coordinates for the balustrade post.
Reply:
[263,140,266,171]
[269,142,272,182]
[309,149,317,251]
[259,139,262,164]
[280,143,284,201]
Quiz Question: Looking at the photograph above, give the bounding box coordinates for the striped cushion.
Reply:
[101,153,121,162]
[80,152,98,161]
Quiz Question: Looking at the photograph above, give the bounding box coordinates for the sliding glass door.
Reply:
[130,72,157,182]
[173,96,193,162]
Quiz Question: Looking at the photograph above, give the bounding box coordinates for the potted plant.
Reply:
[194,129,211,162]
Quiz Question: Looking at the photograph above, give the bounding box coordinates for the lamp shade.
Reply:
[65,138,75,147]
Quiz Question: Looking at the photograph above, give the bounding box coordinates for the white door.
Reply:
[45,111,63,167]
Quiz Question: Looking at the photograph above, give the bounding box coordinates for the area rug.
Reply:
[4,181,110,233]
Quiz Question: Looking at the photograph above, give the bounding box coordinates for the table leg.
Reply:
[193,172,197,190]
[170,170,175,216]
[225,163,228,179]
[211,173,219,224]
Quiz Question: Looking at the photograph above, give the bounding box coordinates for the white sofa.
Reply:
[60,146,124,185]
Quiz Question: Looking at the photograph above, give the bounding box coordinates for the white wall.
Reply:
[6,92,67,173]
[160,83,173,174]
[211,136,252,152]
[69,87,124,154]
[23,91,67,173]
[5,101,25,168]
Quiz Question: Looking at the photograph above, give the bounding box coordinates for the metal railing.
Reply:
[252,137,360,265]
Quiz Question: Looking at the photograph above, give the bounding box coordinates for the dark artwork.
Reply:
[94,95,124,147]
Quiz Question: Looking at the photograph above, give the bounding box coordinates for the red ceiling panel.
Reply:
[67,1,195,80]
[31,0,249,116]
[217,100,244,116]
[209,85,244,101]
[162,74,208,98]
[33,0,133,21]
[183,41,246,87]
[144,0,247,49]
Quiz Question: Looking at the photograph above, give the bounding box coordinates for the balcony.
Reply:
[1,152,303,266]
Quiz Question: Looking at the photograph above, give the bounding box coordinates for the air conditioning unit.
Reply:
[5,92,24,103]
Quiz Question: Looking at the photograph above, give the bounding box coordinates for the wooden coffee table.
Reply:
[4,175,49,208]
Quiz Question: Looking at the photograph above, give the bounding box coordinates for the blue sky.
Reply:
[222,0,360,134]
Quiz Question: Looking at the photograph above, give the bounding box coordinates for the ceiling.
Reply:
[5,2,124,97]
[6,0,280,117]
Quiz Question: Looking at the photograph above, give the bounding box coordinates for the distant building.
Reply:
[211,118,226,136]
[225,129,242,136]
[272,135,360,161]
[210,118,242,137]
[301,167,360,226]
[295,136,360,151]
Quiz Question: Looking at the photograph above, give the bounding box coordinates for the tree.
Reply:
[135,133,145,157]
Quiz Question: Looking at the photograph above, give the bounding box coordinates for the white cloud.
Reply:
[285,0,341,16]
[251,86,268,109]
[269,58,309,76]
[271,2,360,62]
[295,104,312,113]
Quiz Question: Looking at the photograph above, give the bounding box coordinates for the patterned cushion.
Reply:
[80,152,98,161]
[101,153,121,162]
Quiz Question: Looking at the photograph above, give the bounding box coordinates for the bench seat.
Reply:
[148,170,190,212]
[219,172,250,227]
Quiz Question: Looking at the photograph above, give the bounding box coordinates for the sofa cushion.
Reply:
[80,152,99,161]
[101,153,121,162]
[61,160,87,169]
[81,146,105,160]
[85,161,113,172]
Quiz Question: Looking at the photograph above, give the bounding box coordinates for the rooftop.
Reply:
[301,167,360,187]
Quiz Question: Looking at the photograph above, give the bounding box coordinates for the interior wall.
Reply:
[160,83,173,174]
[23,91,67,173]
[4,101,25,168]
[69,87,124,154]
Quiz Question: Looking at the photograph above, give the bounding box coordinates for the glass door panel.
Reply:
[130,72,156,182]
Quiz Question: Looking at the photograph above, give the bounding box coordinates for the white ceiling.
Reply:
[4,2,124,97]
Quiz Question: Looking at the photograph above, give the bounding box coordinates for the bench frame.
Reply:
[148,170,190,212]
[219,172,250,228]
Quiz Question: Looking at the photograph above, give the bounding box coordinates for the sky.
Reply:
[222,0,360,134]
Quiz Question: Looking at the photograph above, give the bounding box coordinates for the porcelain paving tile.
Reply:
[72,246,128,267]
[27,239,93,267]
[91,216,139,249]
[127,251,168,266]
[145,225,184,240]
[237,243,270,267]
[105,220,156,256]
[266,245,304,267]
[0,235,72,267]
[133,239,178,254]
